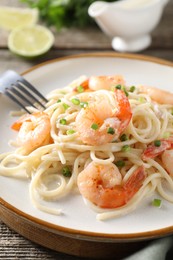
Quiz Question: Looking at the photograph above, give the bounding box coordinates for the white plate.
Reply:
[1,53,173,242]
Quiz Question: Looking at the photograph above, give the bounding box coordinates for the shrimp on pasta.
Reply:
[75,88,132,145]
[11,112,51,152]
[1,74,173,220]
[77,162,146,208]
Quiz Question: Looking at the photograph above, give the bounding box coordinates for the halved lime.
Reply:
[0,7,39,30]
[8,25,55,58]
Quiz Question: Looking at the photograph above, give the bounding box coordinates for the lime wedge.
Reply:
[0,7,39,30]
[8,25,55,58]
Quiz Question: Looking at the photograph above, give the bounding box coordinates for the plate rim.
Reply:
[1,52,173,242]
[22,52,173,77]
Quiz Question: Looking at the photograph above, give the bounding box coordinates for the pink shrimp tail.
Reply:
[142,139,173,160]
[123,165,146,201]
[98,166,146,209]
[11,113,31,131]
[115,89,132,132]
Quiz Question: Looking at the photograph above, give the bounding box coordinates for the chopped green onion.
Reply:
[121,145,130,152]
[115,160,125,167]
[80,101,88,108]
[71,98,80,105]
[154,140,161,147]
[115,84,122,90]
[63,103,70,110]
[120,134,128,142]
[66,129,75,135]
[57,99,61,103]
[107,127,115,135]
[122,86,129,97]
[129,86,136,92]
[76,85,84,93]
[91,123,99,130]
[59,118,67,125]
[62,166,72,177]
[152,198,162,207]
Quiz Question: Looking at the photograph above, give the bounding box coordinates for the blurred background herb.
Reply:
[20,0,119,30]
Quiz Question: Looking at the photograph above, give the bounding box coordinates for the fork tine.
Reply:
[7,84,38,109]
[15,82,46,109]
[21,78,48,103]
[0,70,48,111]
[5,91,31,113]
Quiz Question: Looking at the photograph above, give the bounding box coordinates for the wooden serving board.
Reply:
[1,205,153,259]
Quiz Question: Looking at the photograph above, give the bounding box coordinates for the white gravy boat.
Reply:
[88,0,169,52]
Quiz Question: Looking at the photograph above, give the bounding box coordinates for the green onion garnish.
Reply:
[152,198,162,207]
[59,118,67,125]
[129,86,136,92]
[121,145,130,152]
[62,166,72,177]
[91,123,99,130]
[115,85,122,90]
[80,101,88,108]
[63,103,70,110]
[76,85,84,93]
[122,86,129,97]
[120,134,128,142]
[66,129,75,135]
[107,127,115,135]
[154,140,161,147]
[71,98,80,105]
[57,99,61,103]
[115,160,125,167]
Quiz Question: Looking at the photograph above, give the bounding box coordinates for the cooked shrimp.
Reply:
[77,162,146,208]
[75,89,132,145]
[139,85,173,105]
[11,113,32,131]
[11,112,51,152]
[142,139,173,160]
[162,150,173,176]
[142,137,173,176]
[88,75,125,91]
[74,75,124,92]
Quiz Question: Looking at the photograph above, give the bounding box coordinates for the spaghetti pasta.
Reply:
[1,74,173,220]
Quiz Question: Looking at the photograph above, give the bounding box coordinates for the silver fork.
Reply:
[0,70,48,113]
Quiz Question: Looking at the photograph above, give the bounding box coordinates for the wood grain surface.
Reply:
[1,0,173,259]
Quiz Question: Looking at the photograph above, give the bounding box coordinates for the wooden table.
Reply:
[1,0,173,259]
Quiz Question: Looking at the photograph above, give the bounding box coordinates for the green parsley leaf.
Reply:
[20,0,119,30]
